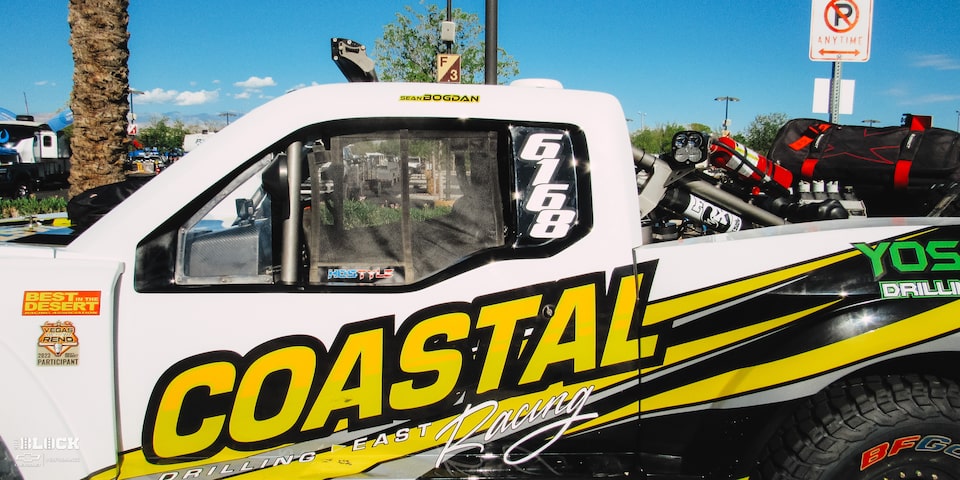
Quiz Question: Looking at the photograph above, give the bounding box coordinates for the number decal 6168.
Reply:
[512,128,580,243]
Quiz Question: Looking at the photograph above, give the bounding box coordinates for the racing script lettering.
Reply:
[434,386,597,467]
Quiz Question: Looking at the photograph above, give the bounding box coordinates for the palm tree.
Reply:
[67,0,130,197]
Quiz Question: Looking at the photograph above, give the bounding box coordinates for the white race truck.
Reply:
[3,75,960,480]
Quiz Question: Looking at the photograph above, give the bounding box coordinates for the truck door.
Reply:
[0,257,122,479]
[122,118,641,479]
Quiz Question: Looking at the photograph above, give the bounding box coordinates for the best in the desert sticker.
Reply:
[22,291,101,316]
[37,321,79,366]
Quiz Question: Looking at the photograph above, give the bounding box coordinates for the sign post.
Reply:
[810,0,873,122]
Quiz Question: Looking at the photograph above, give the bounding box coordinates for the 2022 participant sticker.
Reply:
[37,321,79,366]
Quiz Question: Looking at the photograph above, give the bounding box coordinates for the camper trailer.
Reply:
[0,116,70,197]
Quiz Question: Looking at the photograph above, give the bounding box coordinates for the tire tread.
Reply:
[754,374,960,480]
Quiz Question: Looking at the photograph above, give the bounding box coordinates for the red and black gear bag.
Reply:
[768,118,960,189]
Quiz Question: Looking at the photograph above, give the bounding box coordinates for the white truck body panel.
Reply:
[0,256,122,478]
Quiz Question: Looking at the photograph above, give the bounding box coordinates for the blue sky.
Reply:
[5,1,960,132]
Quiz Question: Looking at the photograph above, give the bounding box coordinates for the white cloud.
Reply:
[901,93,960,105]
[136,87,219,106]
[234,91,251,100]
[175,90,219,106]
[914,54,960,71]
[234,76,277,89]
[34,80,55,87]
[138,88,180,104]
[287,81,320,93]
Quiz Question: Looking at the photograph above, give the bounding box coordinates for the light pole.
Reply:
[219,112,236,126]
[862,119,880,127]
[956,110,959,132]
[637,111,647,130]
[128,88,144,123]
[714,96,739,134]
[128,88,144,139]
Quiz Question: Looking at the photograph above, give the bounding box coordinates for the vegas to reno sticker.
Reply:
[37,320,79,366]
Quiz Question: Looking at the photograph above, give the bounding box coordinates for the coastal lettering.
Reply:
[142,265,651,463]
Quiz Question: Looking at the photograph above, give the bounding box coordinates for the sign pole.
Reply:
[810,0,872,121]
[829,60,842,123]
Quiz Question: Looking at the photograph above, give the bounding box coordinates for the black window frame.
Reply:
[134,117,592,293]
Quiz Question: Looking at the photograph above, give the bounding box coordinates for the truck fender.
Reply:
[0,256,123,479]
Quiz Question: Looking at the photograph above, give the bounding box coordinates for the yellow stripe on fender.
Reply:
[657,300,843,370]
[643,251,860,327]
[642,298,960,413]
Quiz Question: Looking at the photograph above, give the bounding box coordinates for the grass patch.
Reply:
[0,196,68,219]
[315,200,452,229]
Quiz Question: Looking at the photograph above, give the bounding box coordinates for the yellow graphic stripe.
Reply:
[643,298,960,413]
[87,467,118,480]
[898,227,937,241]
[116,443,290,479]
[644,251,859,327]
[226,372,635,479]
[646,300,843,373]
[115,372,638,479]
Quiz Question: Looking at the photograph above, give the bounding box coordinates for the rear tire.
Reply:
[754,374,960,480]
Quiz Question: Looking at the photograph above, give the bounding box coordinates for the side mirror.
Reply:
[235,198,254,225]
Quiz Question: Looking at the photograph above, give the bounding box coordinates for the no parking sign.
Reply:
[810,0,873,62]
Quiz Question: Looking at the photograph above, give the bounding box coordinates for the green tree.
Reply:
[689,123,713,134]
[741,112,789,154]
[374,3,519,84]
[631,122,688,154]
[137,118,189,153]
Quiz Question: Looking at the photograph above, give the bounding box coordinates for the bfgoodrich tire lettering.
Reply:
[755,374,960,480]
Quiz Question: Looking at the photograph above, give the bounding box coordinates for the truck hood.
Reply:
[0,214,76,249]
[0,241,58,258]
